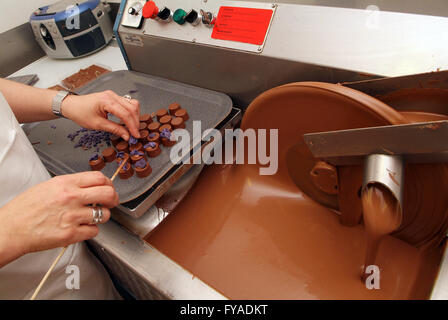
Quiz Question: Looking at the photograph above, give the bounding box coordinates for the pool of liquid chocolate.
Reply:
[147,163,443,299]
[361,185,402,281]
[146,88,447,299]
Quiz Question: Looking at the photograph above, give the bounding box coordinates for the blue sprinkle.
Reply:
[135,159,147,169]
[144,142,156,149]
[160,129,171,139]
[130,149,143,156]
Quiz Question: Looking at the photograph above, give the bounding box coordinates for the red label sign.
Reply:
[211,7,273,45]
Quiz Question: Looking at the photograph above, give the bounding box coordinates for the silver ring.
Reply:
[91,207,103,224]
[95,207,103,224]
[91,207,99,224]
[123,94,132,102]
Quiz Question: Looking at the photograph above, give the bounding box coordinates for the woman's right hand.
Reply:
[0,171,118,267]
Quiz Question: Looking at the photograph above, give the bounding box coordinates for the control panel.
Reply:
[120,0,276,53]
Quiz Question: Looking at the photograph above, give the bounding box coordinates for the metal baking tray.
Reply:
[27,70,232,203]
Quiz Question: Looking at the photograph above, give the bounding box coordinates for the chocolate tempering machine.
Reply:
[26,0,448,299]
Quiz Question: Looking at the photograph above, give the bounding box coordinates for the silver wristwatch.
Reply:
[51,90,71,118]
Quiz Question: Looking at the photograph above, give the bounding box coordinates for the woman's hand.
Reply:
[61,90,141,141]
[0,171,118,267]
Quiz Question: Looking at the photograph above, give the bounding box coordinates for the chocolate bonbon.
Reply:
[134,159,152,178]
[144,141,161,158]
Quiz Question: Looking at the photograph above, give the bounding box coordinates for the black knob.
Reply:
[185,9,200,25]
[157,7,172,21]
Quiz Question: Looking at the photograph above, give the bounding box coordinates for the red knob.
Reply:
[142,1,159,19]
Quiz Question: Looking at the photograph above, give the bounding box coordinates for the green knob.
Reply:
[173,9,187,25]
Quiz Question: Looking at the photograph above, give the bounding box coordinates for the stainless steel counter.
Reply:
[91,218,227,299]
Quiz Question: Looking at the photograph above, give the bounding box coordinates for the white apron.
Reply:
[0,93,118,299]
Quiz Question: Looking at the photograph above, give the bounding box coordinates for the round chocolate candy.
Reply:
[89,154,105,171]
[115,151,130,164]
[159,115,172,125]
[116,141,129,153]
[129,142,143,152]
[159,124,172,133]
[174,108,189,121]
[160,129,176,147]
[130,149,147,164]
[139,129,149,142]
[102,147,117,162]
[139,113,152,124]
[139,122,147,130]
[144,141,161,157]
[171,117,185,129]
[134,158,152,178]
[168,103,181,115]
[161,138,176,147]
[119,161,134,179]
[156,108,168,121]
[147,132,160,143]
[148,122,161,133]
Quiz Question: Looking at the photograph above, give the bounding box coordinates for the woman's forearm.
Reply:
[0,77,142,139]
[0,237,23,268]
[0,78,59,123]
[0,206,24,268]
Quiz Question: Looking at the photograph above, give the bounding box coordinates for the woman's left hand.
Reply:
[61,90,141,141]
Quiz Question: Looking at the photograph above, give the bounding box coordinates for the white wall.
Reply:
[0,0,60,33]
